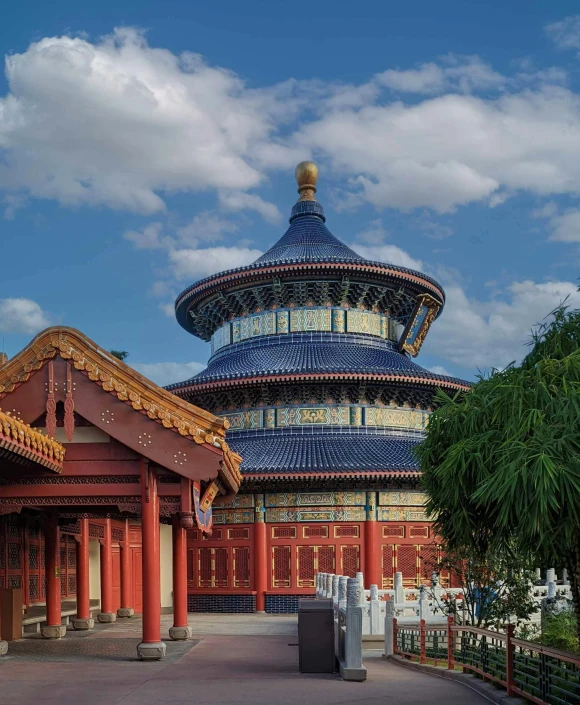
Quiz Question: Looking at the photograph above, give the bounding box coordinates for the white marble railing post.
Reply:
[339,577,366,681]
[394,572,404,604]
[338,576,348,608]
[370,584,380,634]
[546,568,556,585]
[332,575,340,605]
[356,572,365,606]
[384,601,395,656]
[326,573,333,599]
[419,584,430,620]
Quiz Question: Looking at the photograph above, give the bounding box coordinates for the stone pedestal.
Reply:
[0,640,8,656]
[169,625,192,641]
[97,612,117,623]
[117,608,135,618]
[41,624,67,639]
[137,641,167,661]
[73,617,94,630]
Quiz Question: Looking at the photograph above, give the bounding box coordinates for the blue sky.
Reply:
[2,1,580,385]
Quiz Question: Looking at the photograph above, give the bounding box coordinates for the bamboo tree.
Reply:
[418,303,580,638]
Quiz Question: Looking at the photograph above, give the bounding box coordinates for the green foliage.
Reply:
[417,303,580,574]
[429,547,537,629]
[109,350,129,361]
[537,612,579,653]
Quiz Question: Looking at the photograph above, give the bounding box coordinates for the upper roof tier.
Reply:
[175,163,445,346]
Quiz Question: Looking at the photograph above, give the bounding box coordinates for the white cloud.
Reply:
[218,191,282,224]
[377,55,506,95]
[350,242,425,271]
[0,28,295,214]
[545,15,580,52]
[131,360,205,386]
[124,221,167,249]
[0,298,51,334]
[168,245,263,280]
[175,211,238,246]
[547,209,580,242]
[428,365,452,377]
[425,278,580,370]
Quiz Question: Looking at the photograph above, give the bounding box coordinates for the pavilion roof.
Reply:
[0,327,242,493]
[0,408,65,473]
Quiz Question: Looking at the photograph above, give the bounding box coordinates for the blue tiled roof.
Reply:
[228,431,421,474]
[253,201,364,265]
[170,339,468,388]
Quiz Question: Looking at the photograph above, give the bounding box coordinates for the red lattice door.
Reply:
[233,546,250,588]
[6,515,23,590]
[396,545,419,586]
[382,545,394,589]
[341,545,359,577]
[272,545,291,588]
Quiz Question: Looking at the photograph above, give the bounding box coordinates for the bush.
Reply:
[538,612,579,653]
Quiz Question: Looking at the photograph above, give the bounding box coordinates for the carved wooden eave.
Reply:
[0,409,65,473]
[0,327,242,493]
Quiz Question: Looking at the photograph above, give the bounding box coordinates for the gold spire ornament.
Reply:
[295,161,318,201]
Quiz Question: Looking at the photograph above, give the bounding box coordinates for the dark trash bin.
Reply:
[298,598,335,673]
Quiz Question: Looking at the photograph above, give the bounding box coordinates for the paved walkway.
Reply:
[0,614,488,705]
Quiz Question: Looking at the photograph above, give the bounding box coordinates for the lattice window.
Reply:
[68,547,76,568]
[29,574,39,601]
[383,525,405,538]
[187,548,195,588]
[8,515,21,539]
[228,528,250,540]
[68,574,76,594]
[198,548,212,588]
[28,518,40,540]
[341,545,359,577]
[61,574,66,596]
[8,543,21,570]
[203,529,223,541]
[297,546,315,587]
[89,523,104,539]
[41,547,46,569]
[318,545,335,574]
[272,526,296,539]
[410,526,429,538]
[302,526,328,539]
[420,545,438,581]
[272,546,291,588]
[382,545,394,589]
[41,575,46,599]
[60,547,66,569]
[214,548,228,588]
[233,547,250,588]
[29,544,39,570]
[8,575,21,589]
[187,530,199,541]
[334,525,359,538]
[112,528,124,543]
[396,545,418,585]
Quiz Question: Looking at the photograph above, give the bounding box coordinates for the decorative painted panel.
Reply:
[378,491,427,507]
[212,509,254,525]
[378,508,429,522]
[265,492,366,507]
[265,507,366,523]
[290,308,331,332]
[213,494,255,509]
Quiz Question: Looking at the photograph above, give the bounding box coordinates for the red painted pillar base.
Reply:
[169,515,191,640]
[73,518,94,630]
[118,519,134,618]
[137,460,166,661]
[254,499,267,612]
[41,513,66,639]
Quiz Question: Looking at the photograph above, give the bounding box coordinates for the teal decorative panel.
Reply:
[265,491,366,507]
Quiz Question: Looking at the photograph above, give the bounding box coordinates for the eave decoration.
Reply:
[0,327,242,492]
[0,408,65,473]
[399,295,441,358]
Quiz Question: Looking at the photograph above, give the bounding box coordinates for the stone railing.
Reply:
[316,568,571,637]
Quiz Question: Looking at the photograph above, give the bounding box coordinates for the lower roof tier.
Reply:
[227,430,421,476]
[168,337,469,392]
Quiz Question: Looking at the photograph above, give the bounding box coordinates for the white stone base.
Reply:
[117,607,135,618]
[137,641,167,660]
[97,612,117,623]
[73,618,95,630]
[41,624,67,639]
[169,625,192,641]
[0,640,8,656]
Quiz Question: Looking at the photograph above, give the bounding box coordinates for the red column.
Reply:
[254,494,267,612]
[364,491,381,589]
[137,459,166,660]
[97,518,116,622]
[169,515,191,640]
[73,518,93,629]
[41,513,65,638]
[118,519,134,618]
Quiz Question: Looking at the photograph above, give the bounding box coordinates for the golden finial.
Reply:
[295,161,318,202]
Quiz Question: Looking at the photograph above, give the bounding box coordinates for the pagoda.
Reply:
[169,162,470,613]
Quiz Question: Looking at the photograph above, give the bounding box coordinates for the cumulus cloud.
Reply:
[168,245,262,280]
[131,360,205,386]
[425,278,580,370]
[218,191,282,224]
[0,298,51,334]
[350,242,425,271]
[0,28,295,214]
[545,15,580,52]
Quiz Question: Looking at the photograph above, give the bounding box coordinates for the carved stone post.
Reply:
[384,600,395,656]
[370,584,380,634]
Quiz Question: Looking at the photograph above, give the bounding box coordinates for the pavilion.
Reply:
[0,327,241,659]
